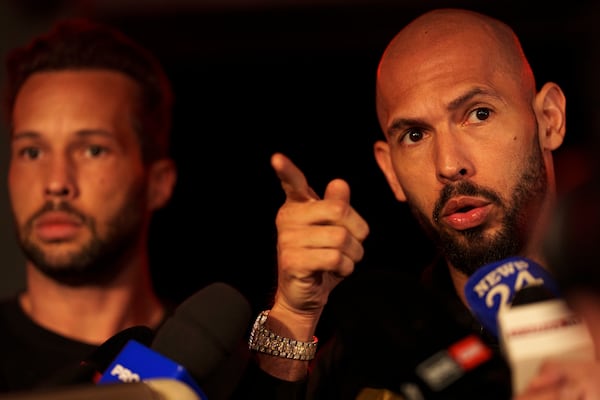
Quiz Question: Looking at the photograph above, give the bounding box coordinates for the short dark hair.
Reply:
[4,17,173,164]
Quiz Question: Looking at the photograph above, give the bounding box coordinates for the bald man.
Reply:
[243,8,573,399]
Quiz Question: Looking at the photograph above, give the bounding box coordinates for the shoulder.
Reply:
[0,294,100,392]
[0,294,27,333]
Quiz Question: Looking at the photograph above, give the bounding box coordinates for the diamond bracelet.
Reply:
[248,310,318,361]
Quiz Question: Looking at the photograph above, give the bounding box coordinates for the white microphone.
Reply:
[496,284,595,395]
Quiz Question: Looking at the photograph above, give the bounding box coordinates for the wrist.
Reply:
[249,310,318,361]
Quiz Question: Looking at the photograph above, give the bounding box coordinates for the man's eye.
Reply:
[468,107,492,122]
[86,145,106,157]
[403,128,424,144]
[20,147,41,159]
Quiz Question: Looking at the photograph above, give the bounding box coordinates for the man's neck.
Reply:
[20,262,166,345]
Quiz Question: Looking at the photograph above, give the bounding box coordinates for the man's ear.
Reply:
[535,82,566,151]
[147,158,177,211]
[373,140,407,202]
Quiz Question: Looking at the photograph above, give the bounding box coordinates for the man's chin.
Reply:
[26,251,94,284]
[442,236,509,275]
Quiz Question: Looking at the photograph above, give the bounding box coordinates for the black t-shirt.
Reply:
[0,294,98,393]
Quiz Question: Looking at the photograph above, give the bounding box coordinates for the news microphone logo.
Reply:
[464,256,561,337]
[107,364,140,383]
[97,339,207,400]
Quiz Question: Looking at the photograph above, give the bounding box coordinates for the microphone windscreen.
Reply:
[151,282,252,400]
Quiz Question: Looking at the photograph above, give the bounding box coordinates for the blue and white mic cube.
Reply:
[97,339,208,399]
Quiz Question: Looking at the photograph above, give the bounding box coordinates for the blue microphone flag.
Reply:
[97,340,207,400]
[464,256,561,338]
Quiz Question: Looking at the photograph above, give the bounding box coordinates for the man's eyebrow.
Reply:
[75,129,114,139]
[387,117,428,137]
[12,130,39,140]
[447,87,502,112]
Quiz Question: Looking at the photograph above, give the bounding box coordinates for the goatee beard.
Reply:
[412,142,548,277]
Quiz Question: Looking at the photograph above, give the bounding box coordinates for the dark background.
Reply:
[1,0,599,322]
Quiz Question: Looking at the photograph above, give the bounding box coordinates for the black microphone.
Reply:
[150,282,252,400]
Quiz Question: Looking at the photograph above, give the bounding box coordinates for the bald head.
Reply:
[375,8,536,132]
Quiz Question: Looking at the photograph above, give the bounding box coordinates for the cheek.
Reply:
[82,168,142,204]
[394,168,438,216]
[8,168,38,216]
[80,170,147,232]
[480,130,533,169]
[480,146,531,193]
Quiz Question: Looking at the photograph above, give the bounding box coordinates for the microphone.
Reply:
[463,256,561,338]
[150,283,252,400]
[496,284,595,395]
[409,333,497,398]
[97,339,207,398]
[98,281,252,400]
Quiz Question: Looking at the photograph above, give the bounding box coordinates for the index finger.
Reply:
[271,152,320,201]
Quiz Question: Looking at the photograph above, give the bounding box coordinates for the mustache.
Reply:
[433,181,503,223]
